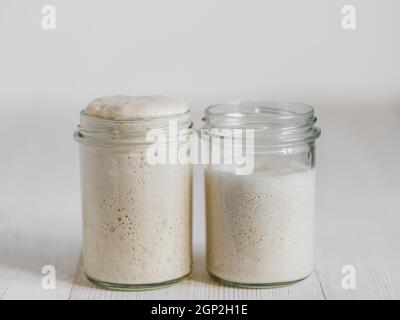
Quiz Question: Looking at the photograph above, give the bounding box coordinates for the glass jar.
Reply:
[74,110,193,290]
[201,101,321,288]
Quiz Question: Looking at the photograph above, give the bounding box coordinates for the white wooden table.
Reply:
[1,106,399,299]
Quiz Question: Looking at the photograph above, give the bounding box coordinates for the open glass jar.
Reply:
[201,101,321,288]
[74,109,193,290]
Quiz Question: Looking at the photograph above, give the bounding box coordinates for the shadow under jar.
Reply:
[201,101,321,288]
[74,109,193,290]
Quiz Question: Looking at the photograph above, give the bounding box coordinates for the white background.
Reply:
[0,0,400,299]
[1,0,399,113]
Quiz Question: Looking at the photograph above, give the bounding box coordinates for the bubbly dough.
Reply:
[84,95,189,120]
[79,94,192,286]
[81,145,192,285]
[206,167,315,284]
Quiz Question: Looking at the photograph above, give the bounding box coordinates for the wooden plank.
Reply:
[314,106,400,300]
[317,261,400,300]
[0,213,81,300]
[69,246,325,300]
[1,107,400,299]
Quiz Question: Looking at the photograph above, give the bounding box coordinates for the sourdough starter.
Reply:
[206,166,315,285]
[79,95,192,285]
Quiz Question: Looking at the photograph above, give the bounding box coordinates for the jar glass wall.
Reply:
[201,101,321,288]
[74,110,193,290]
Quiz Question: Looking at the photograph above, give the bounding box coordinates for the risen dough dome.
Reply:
[84,95,189,120]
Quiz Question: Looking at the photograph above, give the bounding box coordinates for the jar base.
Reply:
[208,271,311,289]
[86,272,190,291]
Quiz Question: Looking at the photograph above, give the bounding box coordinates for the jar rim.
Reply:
[202,100,321,147]
[79,108,192,124]
[204,100,315,123]
[74,109,193,147]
